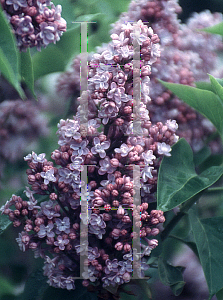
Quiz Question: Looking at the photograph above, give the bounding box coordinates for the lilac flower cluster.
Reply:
[0,100,48,183]
[58,0,223,152]
[111,0,223,152]
[1,20,178,292]
[1,0,66,51]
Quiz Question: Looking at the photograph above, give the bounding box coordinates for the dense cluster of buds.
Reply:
[0,0,66,51]
[0,100,48,183]
[58,0,223,152]
[1,20,178,290]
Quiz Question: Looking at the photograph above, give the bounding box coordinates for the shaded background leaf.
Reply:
[20,49,36,98]
[158,257,185,296]
[0,7,25,99]
[0,215,11,235]
[189,209,223,298]
[120,280,152,300]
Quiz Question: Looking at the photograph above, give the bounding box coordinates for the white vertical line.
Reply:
[132,164,141,278]
[80,23,89,133]
[80,165,89,279]
[132,30,141,136]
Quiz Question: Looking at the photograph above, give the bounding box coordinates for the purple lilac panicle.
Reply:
[1,0,66,51]
[58,0,223,152]
[1,17,178,292]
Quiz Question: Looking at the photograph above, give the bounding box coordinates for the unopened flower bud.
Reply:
[117,206,124,216]
[150,228,159,236]
[115,242,123,251]
[124,243,131,252]
[111,228,120,238]
[110,158,119,167]
[148,239,158,249]
[123,272,131,282]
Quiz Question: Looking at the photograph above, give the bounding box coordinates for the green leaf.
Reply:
[120,280,152,300]
[193,146,211,167]
[209,74,223,103]
[159,80,223,140]
[19,268,48,300]
[0,215,11,235]
[20,49,36,98]
[158,257,185,296]
[168,235,199,258]
[201,21,223,36]
[171,282,186,296]
[33,41,70,80]
[189,209,223,298]
[217,288,223,300]
[104,283,119,295]
[0,275,15,297]
[157,138,223,212]
[195,81,215,93]
[0,7,25,99]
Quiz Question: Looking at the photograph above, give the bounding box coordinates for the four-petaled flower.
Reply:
[54,235,69,250]
[98,157,116,175]
[38,223,55,238]
[55,217,70,234]
[41,168,57,185]
[91,137,110,158]
[115,143,134,157]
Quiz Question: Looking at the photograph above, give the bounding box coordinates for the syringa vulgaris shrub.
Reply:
[1,0,223,299]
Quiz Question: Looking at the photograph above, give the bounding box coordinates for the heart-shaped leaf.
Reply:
[158,257,185,296]
[157,138,223,212]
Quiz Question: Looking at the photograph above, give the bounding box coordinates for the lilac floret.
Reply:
[91,137,110,158]
[157,142,172,156]
[54,235,69,250]
[6,0,27,10]
[38,223,55,238]
[55,217,70,234]
[98,157,116,175]
[115,143,133,157]
[40,168,56,185]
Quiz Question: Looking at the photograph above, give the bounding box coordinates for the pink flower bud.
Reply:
[82,280,89,287]
[103,213,112,221]
[123,272,131,282]
[115,242,123,251]
[111,228,120,238]
[148,239,158,249]
[112,190,119,197]
[117,206,124,216]
[142,203,148,210]
[115,118,124,126]
[124,244,131,253]
[150,228,159,236]
[110,158,119,167]
[122,215,131,223]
